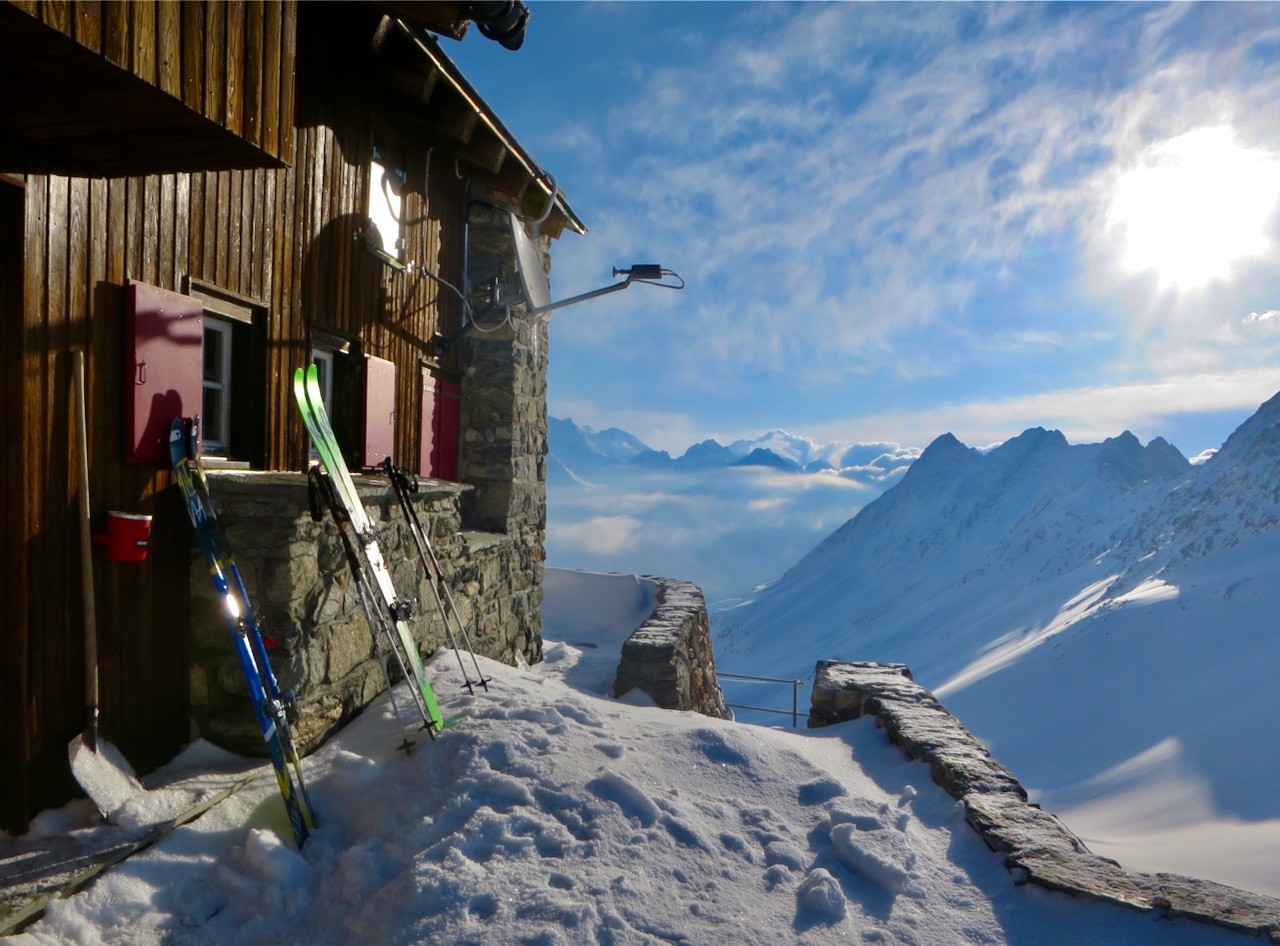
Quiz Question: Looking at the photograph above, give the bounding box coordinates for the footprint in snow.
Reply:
[690,728,751,766]
[586,770,660,827]
[797,777,845,806]
[555,702,605,728]
[594,742,625,759]
[797,868,847,922]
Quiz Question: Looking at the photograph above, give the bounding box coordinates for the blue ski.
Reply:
[169,417,316,847]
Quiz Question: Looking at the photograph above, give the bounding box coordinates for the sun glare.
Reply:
[1106,126,1280,291]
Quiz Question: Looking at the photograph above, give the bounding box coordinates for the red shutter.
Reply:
[361,354,396,470]
[124,279,203,463]
[419,374,459,481]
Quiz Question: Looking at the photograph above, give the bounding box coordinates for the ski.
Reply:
[291,365,444,734]
[306,465,420,753]
[168,417,316,847]
[382,458,491,694]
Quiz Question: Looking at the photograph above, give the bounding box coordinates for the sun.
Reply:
[1106,126,1280,292]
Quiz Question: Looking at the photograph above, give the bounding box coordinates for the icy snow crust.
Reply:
[11,643,1254,944]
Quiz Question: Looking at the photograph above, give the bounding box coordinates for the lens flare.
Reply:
[1106,126,1280,291]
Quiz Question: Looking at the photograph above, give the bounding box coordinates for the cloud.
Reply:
[549,516,644,556]
[546,3,1280,400]
[805,367,1280,449]
[546,463,884,601]
[1245,310,1280,326]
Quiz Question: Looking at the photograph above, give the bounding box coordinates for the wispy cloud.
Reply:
[546,464,883,602]
[806,367,1280,451]
[547,3,1280,398]
[548,515,644,556]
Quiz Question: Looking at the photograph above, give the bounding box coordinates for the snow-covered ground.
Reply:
[7,571,1260,945]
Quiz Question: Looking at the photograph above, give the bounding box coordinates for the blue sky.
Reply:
[448,2,1280,459]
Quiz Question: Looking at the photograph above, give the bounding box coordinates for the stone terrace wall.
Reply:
[189,471,541,753]
[810,660,1280,942]
[613,578,727,718]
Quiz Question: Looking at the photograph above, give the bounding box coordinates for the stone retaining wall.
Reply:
[809,660,1280,941]
[189,471,541,754]
[613,578,727,718]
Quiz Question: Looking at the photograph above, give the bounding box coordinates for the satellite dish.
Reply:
[510,212,552,311]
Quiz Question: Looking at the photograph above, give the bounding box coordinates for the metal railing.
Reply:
[719,672,806,728]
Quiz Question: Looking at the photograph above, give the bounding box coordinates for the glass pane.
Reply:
[202,383,225,446]
[203,326,223,382]
[313,355,329,395]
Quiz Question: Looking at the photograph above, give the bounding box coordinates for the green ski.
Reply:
[292,365,444,734]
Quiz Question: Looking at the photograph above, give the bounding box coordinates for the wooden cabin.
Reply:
[0,0,582,833]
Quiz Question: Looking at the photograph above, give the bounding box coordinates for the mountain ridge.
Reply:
[714,390,1280,895]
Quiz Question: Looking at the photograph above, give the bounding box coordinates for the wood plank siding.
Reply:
[1,5,478,832]
[0,1,293,175]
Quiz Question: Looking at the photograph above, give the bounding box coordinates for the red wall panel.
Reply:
[418,373,459,481]
[124,278,203,463]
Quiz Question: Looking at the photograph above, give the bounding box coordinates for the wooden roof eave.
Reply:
[0,4,287,178]
[385,20,585,240]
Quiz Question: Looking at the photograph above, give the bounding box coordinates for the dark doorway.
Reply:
[0,175,29,832]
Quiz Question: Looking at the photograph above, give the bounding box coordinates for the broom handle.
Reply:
[72,349,99,736]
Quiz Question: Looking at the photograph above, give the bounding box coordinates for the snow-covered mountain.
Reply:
[549,417,919,487]
[715,392,1280,896]
[547,417,653,471]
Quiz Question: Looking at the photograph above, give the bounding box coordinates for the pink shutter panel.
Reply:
[433,379,460,481]
[125,279,203,463]
[361,354,396,470]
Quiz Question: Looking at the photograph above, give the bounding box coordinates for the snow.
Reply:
[717,399,1280,898]
[67,738,145,820]
[7,571,1263,945]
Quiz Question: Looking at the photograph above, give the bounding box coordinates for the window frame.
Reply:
[201,316,233,456]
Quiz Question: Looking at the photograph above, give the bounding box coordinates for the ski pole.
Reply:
[382,459,491,692]
[308,466,432,744]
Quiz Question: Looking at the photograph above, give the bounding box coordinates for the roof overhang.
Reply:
[369,1,531,51]
[375,20,584,238]
[0,5,287,178]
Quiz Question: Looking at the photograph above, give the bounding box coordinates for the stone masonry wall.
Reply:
[189,471,540,754]
[455,196,548,662]
[809,660,1280,942]
[613,578,728,718]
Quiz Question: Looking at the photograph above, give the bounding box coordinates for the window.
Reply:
[310,332,360,467]
[311,347,335,416]
[366,144,407,265]
[183,278,268,468]
[202,318,233,455]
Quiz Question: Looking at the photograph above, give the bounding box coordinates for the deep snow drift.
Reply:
[717,393,1280,897]
[8,572,1257,945]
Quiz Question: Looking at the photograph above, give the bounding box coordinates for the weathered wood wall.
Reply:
[1,12,467,832]
[8,0,295,167]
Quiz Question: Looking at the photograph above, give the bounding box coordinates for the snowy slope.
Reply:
[8,581,1261,945]
[716,394,1280,896]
